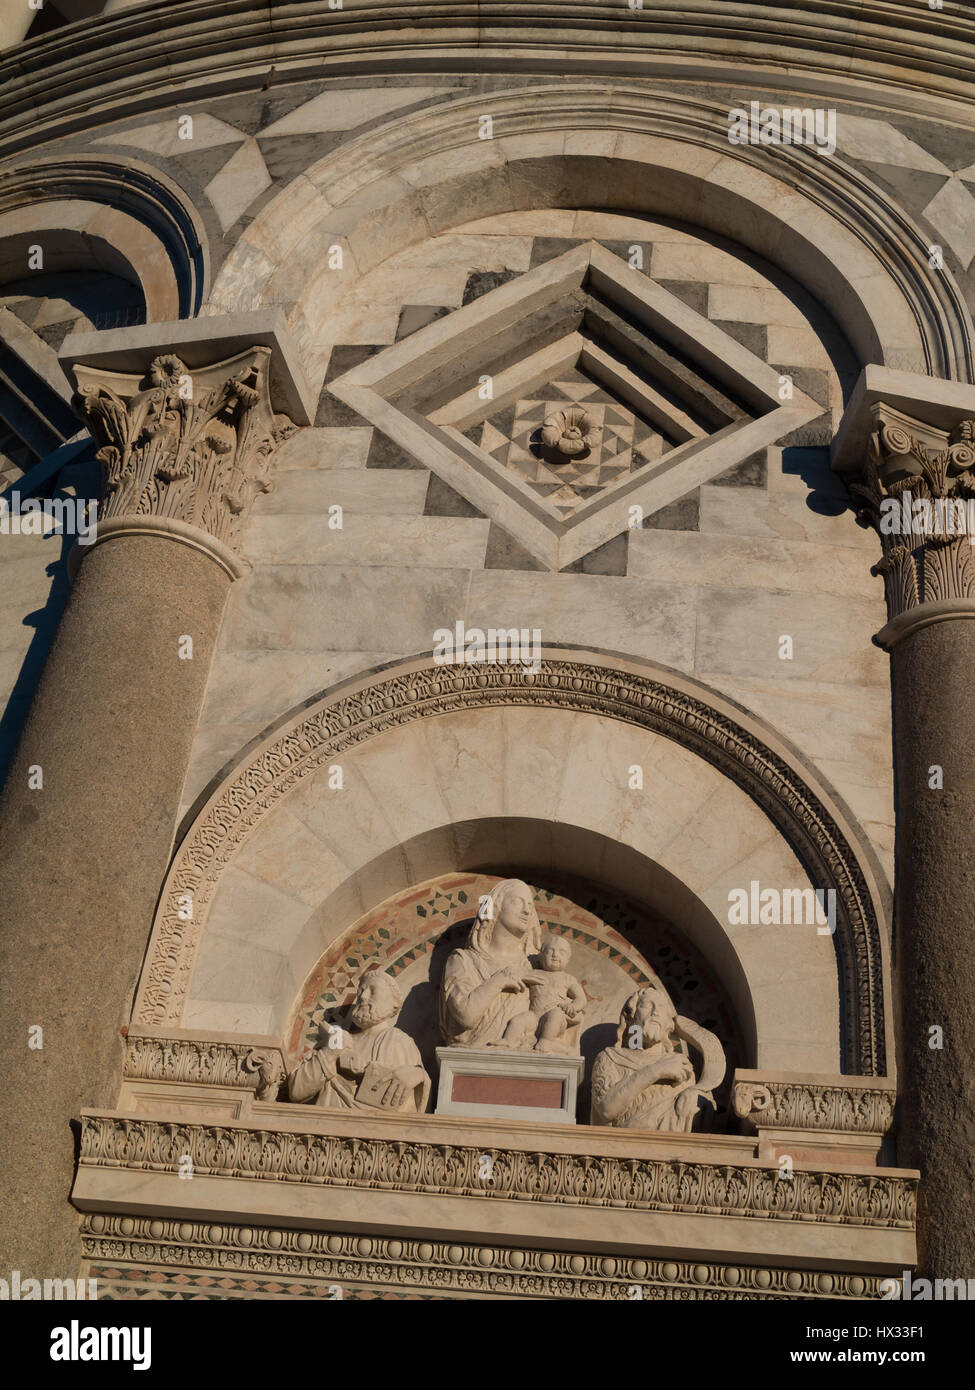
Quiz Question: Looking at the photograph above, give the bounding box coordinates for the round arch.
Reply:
[0,155,209,317]
[134,649,892,1077]
[209,83,972,387]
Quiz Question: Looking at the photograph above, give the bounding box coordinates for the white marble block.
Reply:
[435,1047,585,1124]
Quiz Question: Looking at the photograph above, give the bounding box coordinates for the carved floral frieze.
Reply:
[78,1114,915,1228]
[123,1034,284,1093]
[732,1080,894,1136]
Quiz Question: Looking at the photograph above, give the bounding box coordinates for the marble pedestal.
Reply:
[435,1047,585,1124]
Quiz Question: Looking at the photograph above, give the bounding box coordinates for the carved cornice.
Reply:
[134,656,888,1076]
[5,4,975,162]
[123,1034,283,1095]
[733,1080,895,1136]
[78,1114,915,1228]
[72,347,296,556]
[851,409,975,641]
[79,1213,891,1301]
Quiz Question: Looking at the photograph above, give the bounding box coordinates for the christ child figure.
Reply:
[526,933,587,1054]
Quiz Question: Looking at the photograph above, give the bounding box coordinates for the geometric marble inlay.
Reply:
[331,242,822,568]
[473,365,666,520]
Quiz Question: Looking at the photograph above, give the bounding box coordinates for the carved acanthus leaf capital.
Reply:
[73,345,298,555]
[851,406,975,623]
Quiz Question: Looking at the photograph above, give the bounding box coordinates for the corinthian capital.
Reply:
[850,408,975,624]
[61,316,313,564]
[832,367,975,646]
[72,346,296,552]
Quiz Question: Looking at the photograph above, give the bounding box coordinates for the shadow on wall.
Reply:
[0,445,100,788]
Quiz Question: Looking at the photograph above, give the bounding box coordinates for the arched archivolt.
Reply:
[209,83,972,388]
[134,649,892,1078]
[0,155,209,317]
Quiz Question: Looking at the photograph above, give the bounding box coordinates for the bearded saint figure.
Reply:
[288,969,430,1112]
[439,878,543,1050]
[590,984,726,1132]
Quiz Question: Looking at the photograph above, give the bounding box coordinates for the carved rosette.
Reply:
[540,405,598,457]
[73,346,297,554]
[851,411,975,622]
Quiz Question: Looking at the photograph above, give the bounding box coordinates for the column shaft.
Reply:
[891,620,975,1279]
[0,532,230,1275]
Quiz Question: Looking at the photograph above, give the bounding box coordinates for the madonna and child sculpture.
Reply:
[283,878,725,1132]
[439,879,587,1053]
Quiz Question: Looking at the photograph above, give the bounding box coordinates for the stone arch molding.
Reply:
[135,651,891,1077]
[0,155,209,317]
[210,82,973,387]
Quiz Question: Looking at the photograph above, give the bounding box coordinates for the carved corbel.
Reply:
[731,1073,895,1137]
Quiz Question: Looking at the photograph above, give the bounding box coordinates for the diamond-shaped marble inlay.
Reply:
[330,242,822,569]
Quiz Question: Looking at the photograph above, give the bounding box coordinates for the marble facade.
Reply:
[4,0,975,1300]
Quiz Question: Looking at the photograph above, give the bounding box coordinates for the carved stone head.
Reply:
[617,985,677,1048]
[469,878,542,956]
[539,932,570,971]
[349,970,402,1031]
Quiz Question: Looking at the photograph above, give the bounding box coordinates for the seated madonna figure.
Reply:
[440,878,542,1050]
[591,984,726,1132]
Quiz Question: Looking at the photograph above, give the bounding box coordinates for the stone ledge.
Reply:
[732,1069,896,1136]
[74,1110,917,1229]
[72,1110,917,1271]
